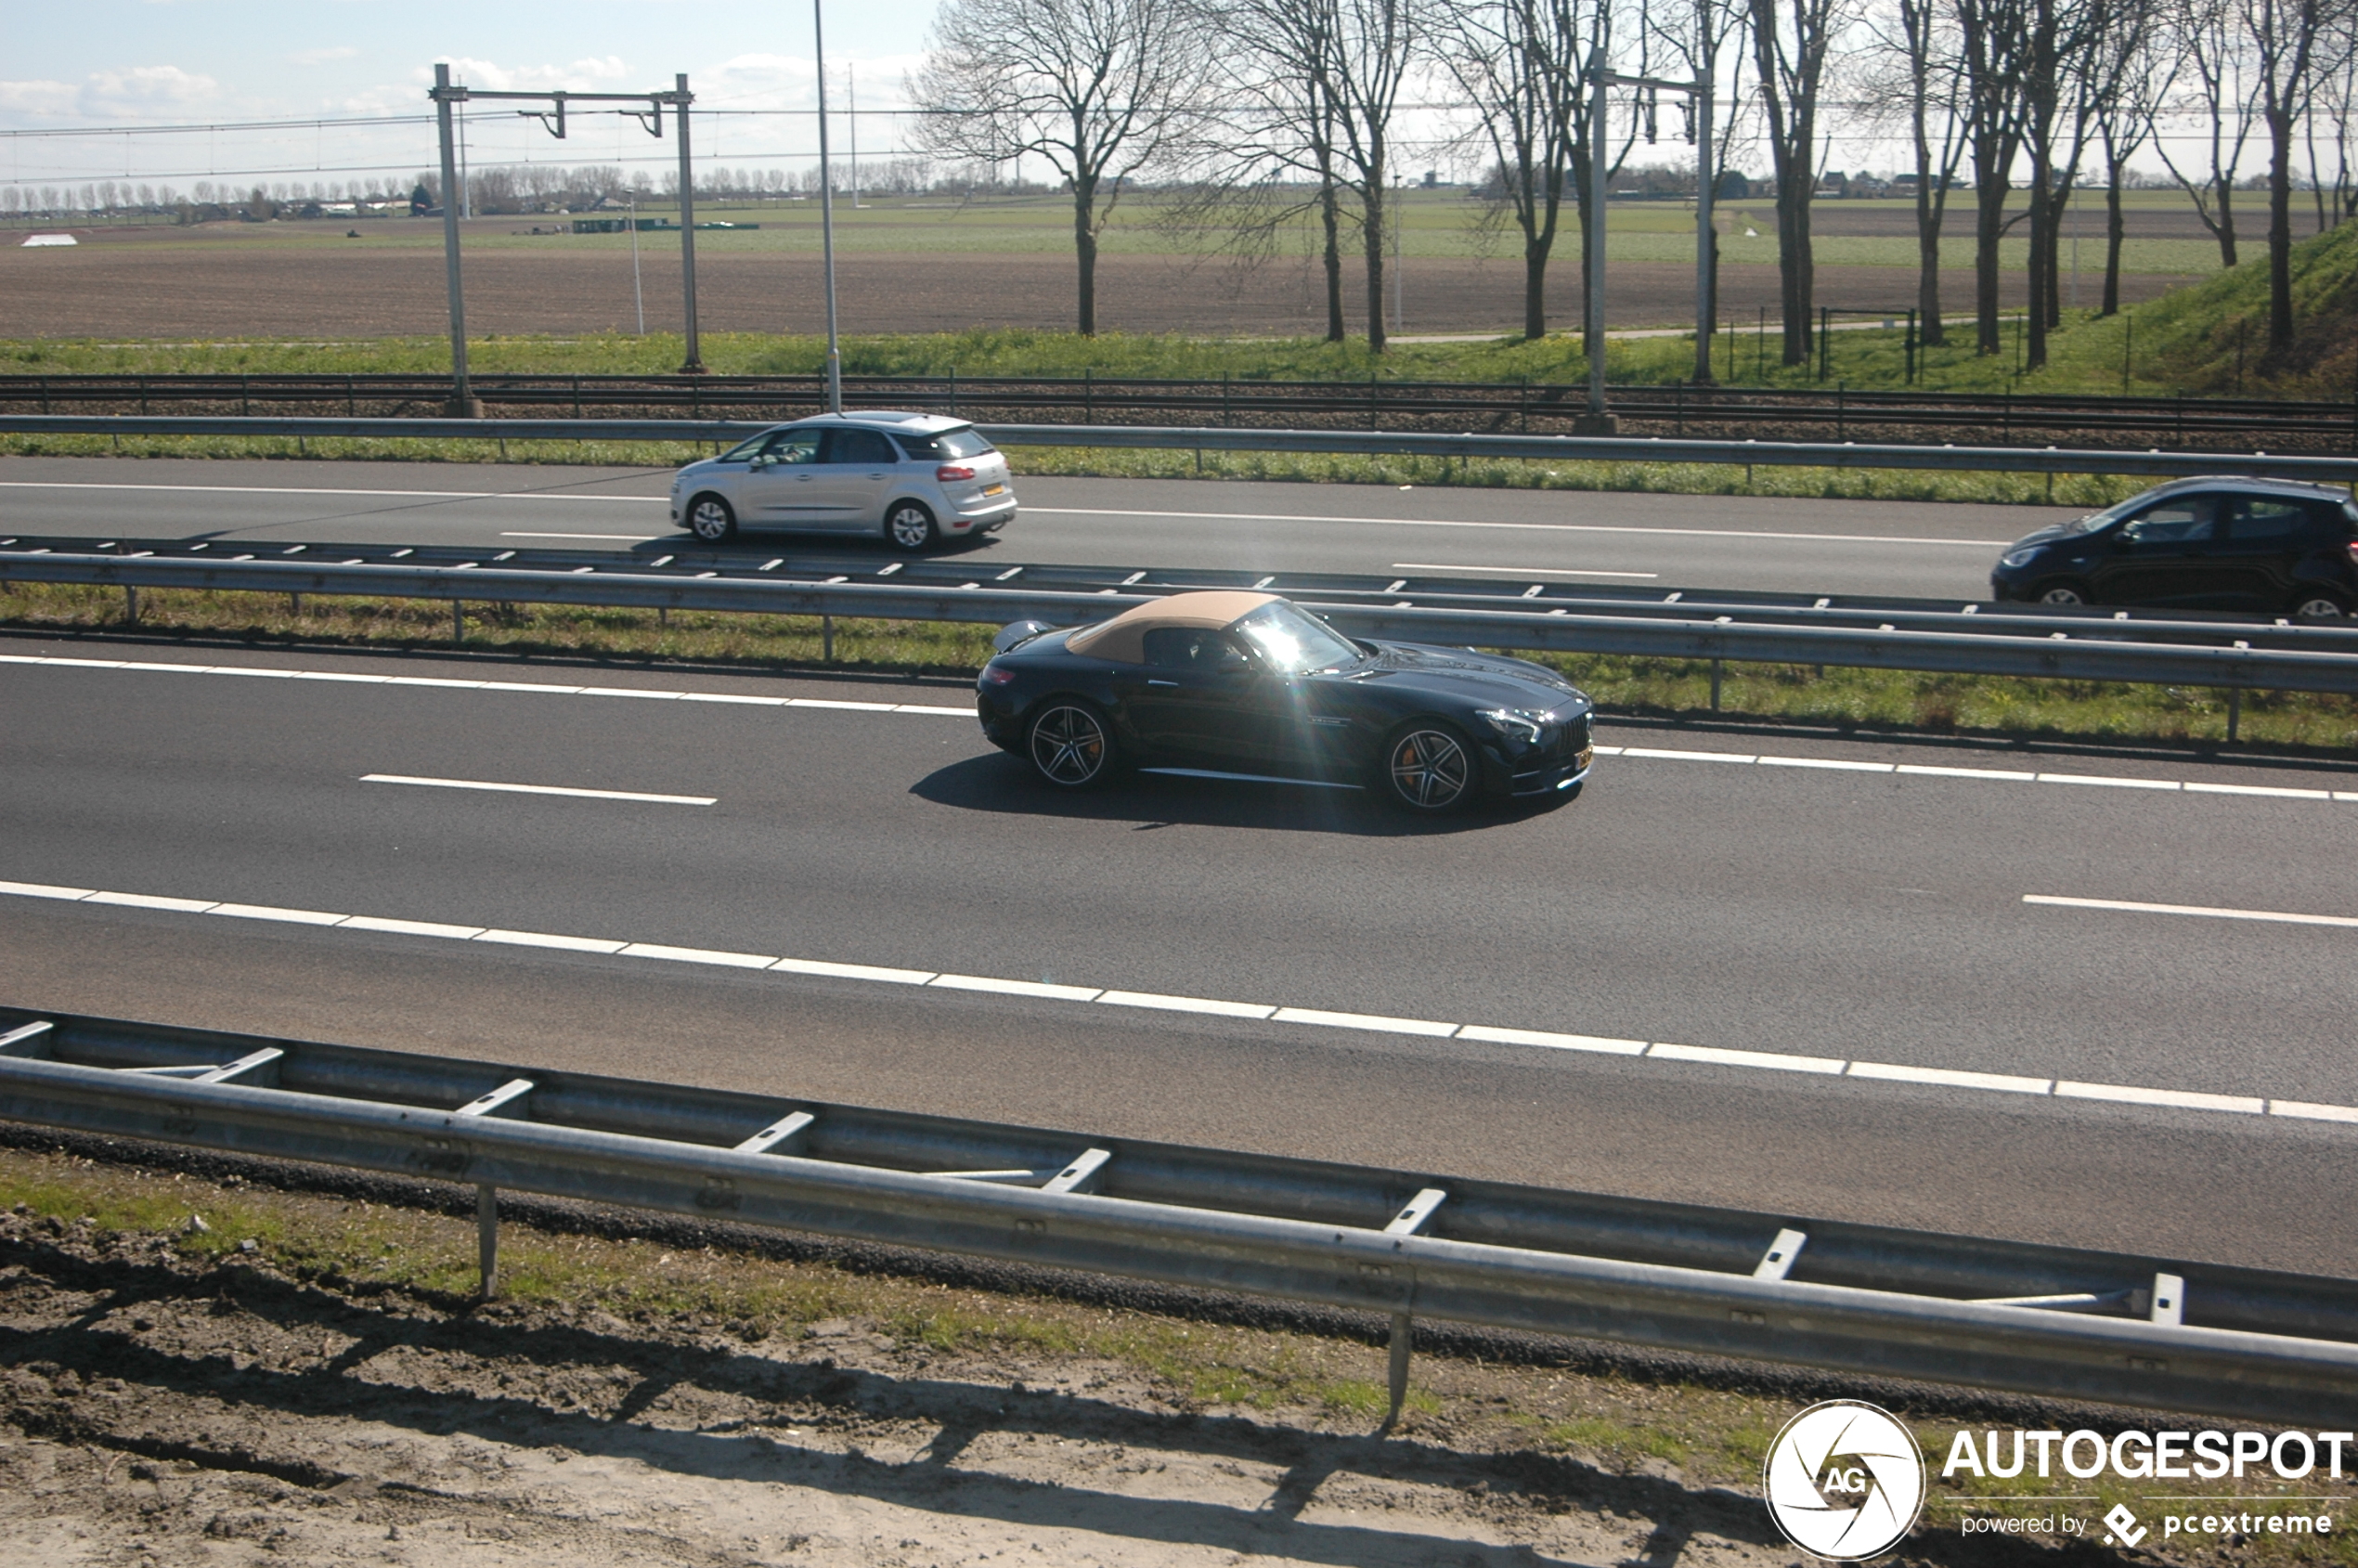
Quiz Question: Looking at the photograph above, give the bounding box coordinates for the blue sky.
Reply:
[2,2,937,195]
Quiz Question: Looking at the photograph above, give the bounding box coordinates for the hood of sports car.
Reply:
[1352,641,1590,714]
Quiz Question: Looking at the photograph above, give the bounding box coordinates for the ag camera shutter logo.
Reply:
[1763,1400,1927,1560]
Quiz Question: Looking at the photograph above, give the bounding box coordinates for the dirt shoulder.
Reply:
[0,1135,2341,1568]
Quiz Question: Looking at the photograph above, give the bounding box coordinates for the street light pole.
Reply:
[815,0,844,414]
[1694,71,1715,384]
[432,63,473,416]
[673,74,704,373]
[1583,44,1614,432]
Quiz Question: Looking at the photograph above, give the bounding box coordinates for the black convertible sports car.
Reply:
[975,591,1596,812]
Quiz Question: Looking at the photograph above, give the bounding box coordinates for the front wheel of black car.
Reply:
[1380,722,1474,813]
[1027,701,1117,789]
[2033,580,2089,607]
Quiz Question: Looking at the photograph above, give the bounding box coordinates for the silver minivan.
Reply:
[669,410,1018,551]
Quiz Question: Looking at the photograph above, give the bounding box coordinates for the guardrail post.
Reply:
[822,615,833,662]
[1386,1312,1413,1427]
[453,601,464,643]
[1710,657,1722,710]
[123,585,138,624]
[477,1183,500,1299]
[2228,687,2242,742]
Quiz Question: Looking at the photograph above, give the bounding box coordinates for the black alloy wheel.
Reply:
[1382,722,1474,812]
[887,501,939,552]
[687,494,736,543]
[1027,702,1115,788]
[2034,581,2088,607]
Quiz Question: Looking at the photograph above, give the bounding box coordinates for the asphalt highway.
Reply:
[6,638,2357,1276]
[0,456,2060,600]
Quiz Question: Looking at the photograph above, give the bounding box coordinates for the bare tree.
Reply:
[1327,0,1422,350]
[1869,0,1968,344]
[1651,0,1751,376]
[2240,0,2330,351]
[2151,0,2256,266]
[2024,0,2120,367]
[1211,0,1355,342]
[1956,0,2031,355]
[2306,24,2357,228]
[2092,4,2163,314]
[1436,0,1591,340]
[912,0,1211,334]
[1749,0,1851,364]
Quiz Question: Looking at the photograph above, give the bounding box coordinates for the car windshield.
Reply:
[893,426,996,460]
[1230,602,1364,674]
[718,434,772,462]
[2062,494,2156,535]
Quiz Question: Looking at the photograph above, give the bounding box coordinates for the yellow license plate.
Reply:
[981,484,1006,497]
[1575,745,1594,770]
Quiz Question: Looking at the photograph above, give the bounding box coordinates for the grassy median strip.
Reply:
[2,1139,2354,1565]
[5,579,2353,753]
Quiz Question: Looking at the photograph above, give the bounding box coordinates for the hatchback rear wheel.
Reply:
[2292,590,2350,620]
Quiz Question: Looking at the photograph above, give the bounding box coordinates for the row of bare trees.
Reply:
[906,0,2356,372]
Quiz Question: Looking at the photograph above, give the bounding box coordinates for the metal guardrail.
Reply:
[4,412,2356,482]
[7,545,2358,694]
[6,371,2354,447]
[4,1005,2357,1426]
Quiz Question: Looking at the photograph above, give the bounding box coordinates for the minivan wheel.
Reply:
[2292,591,2350,620]
[686,494,736,543]
[886,501,939,552]
[2034,581,2089,607]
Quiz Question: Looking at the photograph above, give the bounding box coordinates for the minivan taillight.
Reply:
[937,464,977,482]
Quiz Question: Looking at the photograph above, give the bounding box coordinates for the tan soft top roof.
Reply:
[1064,590,1278,665]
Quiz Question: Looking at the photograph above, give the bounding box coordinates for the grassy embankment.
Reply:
[6,581,2354,752]
[5,1137,2355,1561]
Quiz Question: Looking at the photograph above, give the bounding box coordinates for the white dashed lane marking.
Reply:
[4,875,2351,1129]
[2023,894,2358,929]
[361,774,717,806]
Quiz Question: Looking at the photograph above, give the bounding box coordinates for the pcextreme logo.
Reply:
[1762,1401,1929,1561]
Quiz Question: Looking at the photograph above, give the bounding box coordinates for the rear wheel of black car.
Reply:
[686,494,736,543]
[2033,580,2089,607]
[2291,590,2350,621]
[1380,722,1474,813]
[1027,701,1116,788]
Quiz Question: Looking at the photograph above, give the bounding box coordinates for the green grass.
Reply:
[7,579,2353,754]
[2092,214,2358,397]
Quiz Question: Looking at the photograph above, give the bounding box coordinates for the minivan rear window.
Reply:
[893,426,996,460]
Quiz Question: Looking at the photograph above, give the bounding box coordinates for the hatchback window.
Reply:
[2116,498,2214,546]
[824,429,899,464]
[893,427,996,460]
[2228,498,2310,541]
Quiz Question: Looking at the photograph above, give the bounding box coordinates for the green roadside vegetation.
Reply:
[7,580,2354,752]
[6,1137,2355,1563]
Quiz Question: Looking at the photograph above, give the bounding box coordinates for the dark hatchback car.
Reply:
[1989,477,2358,617]
[976,590,1596,812]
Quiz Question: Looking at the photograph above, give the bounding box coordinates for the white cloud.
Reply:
[428,56,635,93]
[0,64,219,125]
[700,50,926,111]
[291,46,360,67]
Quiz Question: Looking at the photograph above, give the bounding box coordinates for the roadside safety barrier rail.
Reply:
[11,534,2358,653]
[4,412,2357,483]
[3,1006,2356,1426]
[3,371,2352,447]
[6,545,2358,695]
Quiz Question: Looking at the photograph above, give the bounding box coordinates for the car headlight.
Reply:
[2001,547,2042,568]
[1477,707,1548,746]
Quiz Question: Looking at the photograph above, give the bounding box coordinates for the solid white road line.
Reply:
[361,773,717,806]
[1388,563,1661,579]
[0,481,663,502]
[1025,506,2012,549]
[10,654,2355,803]
[7,873,2354,1126]
[2023,893,2358,928]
